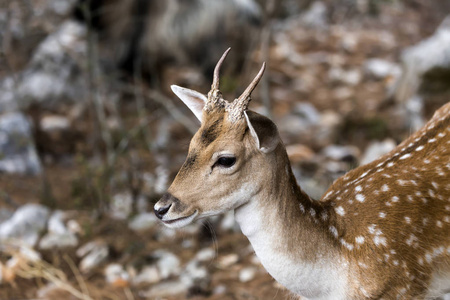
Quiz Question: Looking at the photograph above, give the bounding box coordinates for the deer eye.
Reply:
[215,156,236,168]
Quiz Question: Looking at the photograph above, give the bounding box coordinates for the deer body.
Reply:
[154,49,450,299]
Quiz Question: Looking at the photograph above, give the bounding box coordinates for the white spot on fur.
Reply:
[392,196,399,202]
[355,185,362,192]
[436,221,443,228]
[373,236,387,247]
[329,226,338,238]
[355,194,365,202]
[381,184,389,192]
[340,238,354,250]
[404,216,411,224]
[399,153,411,160]
[355,236,365,244]
[335,206,345,216]
[415,145,424,151]
[379,212,386,218]
[299,203,305,213]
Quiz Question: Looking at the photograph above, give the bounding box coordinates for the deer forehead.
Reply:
[193,111,247,151]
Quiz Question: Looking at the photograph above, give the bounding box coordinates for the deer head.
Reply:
[154,48,280,228]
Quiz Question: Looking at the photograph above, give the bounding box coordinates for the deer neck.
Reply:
[234,148,348,299]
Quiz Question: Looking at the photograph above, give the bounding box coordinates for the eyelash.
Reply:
[214,156,236,168]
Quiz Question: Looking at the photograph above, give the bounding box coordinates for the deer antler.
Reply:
[205,48,231,112]
[204,48,266,122]
[227,62,266,122]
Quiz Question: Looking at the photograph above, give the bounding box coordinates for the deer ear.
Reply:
[244,111,279,153]
[171,85,207,122]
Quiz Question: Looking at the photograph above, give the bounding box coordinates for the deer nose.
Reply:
[154,203,171,219]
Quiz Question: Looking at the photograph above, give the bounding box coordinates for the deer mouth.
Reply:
[162,210,198,228]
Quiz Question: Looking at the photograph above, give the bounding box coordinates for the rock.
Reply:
[0,204,50,247]
[217,254,239,269]
[219,211,239,232]
[286,144,315,163]
[105,263,130,287]
[393,16,450,124]
[328,68,362,86]
[0,112,42,175]
[140,280,189,298]
[40,115,70,133]
[195,248,216,263]
[77,240,109,273]
[39,232,78,250]
[0,208,13,224]
[132,265,161,285]
[239,267,257,282]
[360,139,397,166]
[321,145,360,163]
[110,192,133,220]
[128,213,158,232]
[67,219,83,235]
[0,78,19,113]
[278,102,321,142]
[154,250,181,279]
[314,111,343,147]
[213,284,227,295]
[0,20,87,112]
[47,210,68,234]
[364,58,401,80]
[47,0,77,15]
[182,259,209,285]
[300,1,328,29]
[39,210,78,249]
[297,177,328,201]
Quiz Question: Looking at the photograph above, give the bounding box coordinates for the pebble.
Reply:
[195,248,216,262]
[217,254,239,269]
[39,232,78,250]
[77,241,109,273]
[104,263,130,287]
[154,250,181,279]
[322,145,360,162]
[360,139,397,165]
[0,204,50,247]
[364,58,401,80]
[140,280,189,298]
[132,265,161,285]
[0,112,42,175]
[239,267,257,282]
[128,213,158,232]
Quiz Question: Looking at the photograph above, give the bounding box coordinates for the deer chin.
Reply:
[161,210,198,228]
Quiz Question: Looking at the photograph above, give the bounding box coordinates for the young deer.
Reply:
[154,48,450,299]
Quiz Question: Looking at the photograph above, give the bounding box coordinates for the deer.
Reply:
[154,48,450,299]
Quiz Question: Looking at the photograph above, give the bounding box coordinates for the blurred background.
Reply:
[0,0,449,299]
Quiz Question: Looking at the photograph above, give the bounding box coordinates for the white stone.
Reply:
[154,250,181,279]
[77,241,109,273]
[217,253,239,268]
[105,263,129,284]
[0,204,50,247]
[39,232,78,249]
[360,139,396,165]
[195,248,216,262]
[132,265,161,285]
[364,58,401,79]
[239,267,256,282]
[128,213,158,231]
